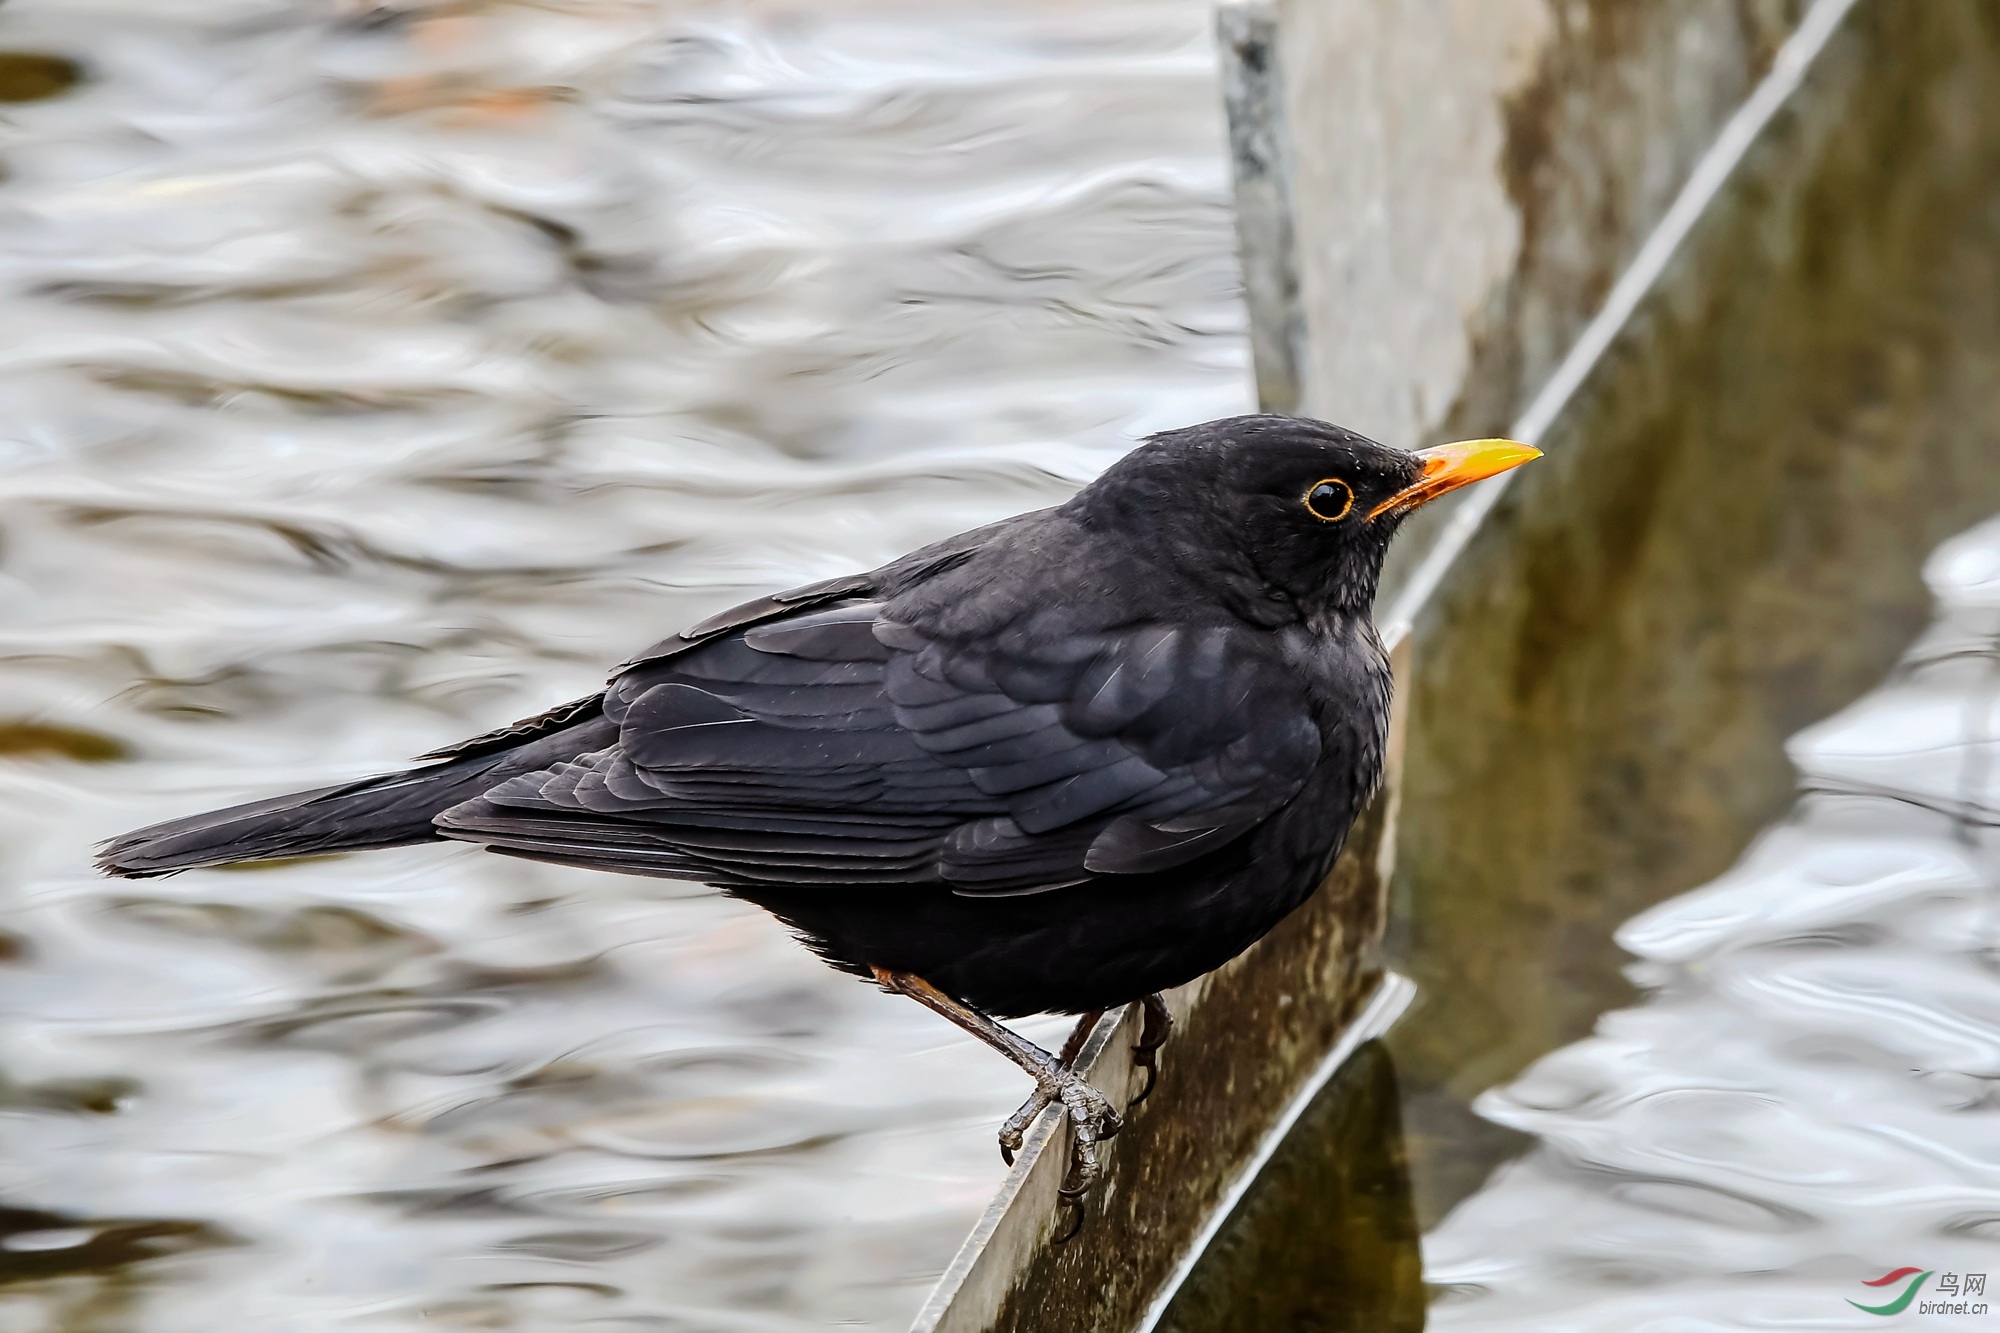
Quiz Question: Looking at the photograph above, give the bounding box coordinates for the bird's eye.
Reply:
[1303,478,1354,522]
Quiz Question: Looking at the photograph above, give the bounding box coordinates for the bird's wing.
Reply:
[440,600,1319,894]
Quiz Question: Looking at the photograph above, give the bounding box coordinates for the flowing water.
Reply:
[0,3,1244,1329]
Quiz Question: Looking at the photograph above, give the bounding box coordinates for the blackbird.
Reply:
[99,414,1536,1195]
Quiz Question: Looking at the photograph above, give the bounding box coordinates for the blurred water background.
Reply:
[1422,515,2000,1330]
[0,2,1246,1329]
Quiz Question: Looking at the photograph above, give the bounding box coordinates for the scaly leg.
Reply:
[1058,1008,1104,1065]
[1001,993,1174,1155]
[997,1009,1103,1164]
[874,970,1121,1196]
[1130,993,1173,1105]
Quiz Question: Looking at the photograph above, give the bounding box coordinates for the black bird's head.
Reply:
[1066,414,1540,619]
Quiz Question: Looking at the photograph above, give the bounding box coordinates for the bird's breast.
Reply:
[1276,615,1392,804]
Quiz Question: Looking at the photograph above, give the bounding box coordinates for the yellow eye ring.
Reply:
[1303,478,1354,522]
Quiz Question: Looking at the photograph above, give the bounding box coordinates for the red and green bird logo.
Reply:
[1849,1268,1932,1316]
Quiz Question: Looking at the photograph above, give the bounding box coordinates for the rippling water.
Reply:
[1426,514,2000,1329]
[0,2,1243,1328]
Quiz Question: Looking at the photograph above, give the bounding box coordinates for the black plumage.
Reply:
[98,414,1536,1191]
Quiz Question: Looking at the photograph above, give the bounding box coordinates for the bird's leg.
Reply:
[1130,993,1173,1105]
[873,970,1121,1196]
[1058,1008,1104,1065]
[996,1009,1103,1163]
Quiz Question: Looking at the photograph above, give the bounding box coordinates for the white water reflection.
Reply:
[1426,514,2000,1328]
[0,2,1244,1328]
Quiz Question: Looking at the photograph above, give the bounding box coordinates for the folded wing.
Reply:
[437,594,1318,895]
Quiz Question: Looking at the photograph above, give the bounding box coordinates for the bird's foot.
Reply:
[998,1007,1102,1166]
[997,1064,1122,1184]
[869,971,1124,1231]
[1130,992,1173,1106]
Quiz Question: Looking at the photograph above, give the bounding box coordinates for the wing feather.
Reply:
[438,590,1319,895]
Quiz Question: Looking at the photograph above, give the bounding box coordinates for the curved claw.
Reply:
[1128,993,1173,1108]
[1131,1056,1160,1106]
[997,1008,1104,1166]
[998,1086,1054,1164]
[1052,1188,1087,1244]
[873,974,1122,1222]
[984,1000,1144,1230]
[994,1064,1121,1230]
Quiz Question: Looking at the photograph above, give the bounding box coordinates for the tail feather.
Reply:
[97,717,618,879]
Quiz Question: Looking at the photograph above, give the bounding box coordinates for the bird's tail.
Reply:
[97,716,616,879]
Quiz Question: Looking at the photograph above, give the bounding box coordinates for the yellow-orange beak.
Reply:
[1367,438,1542,519]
